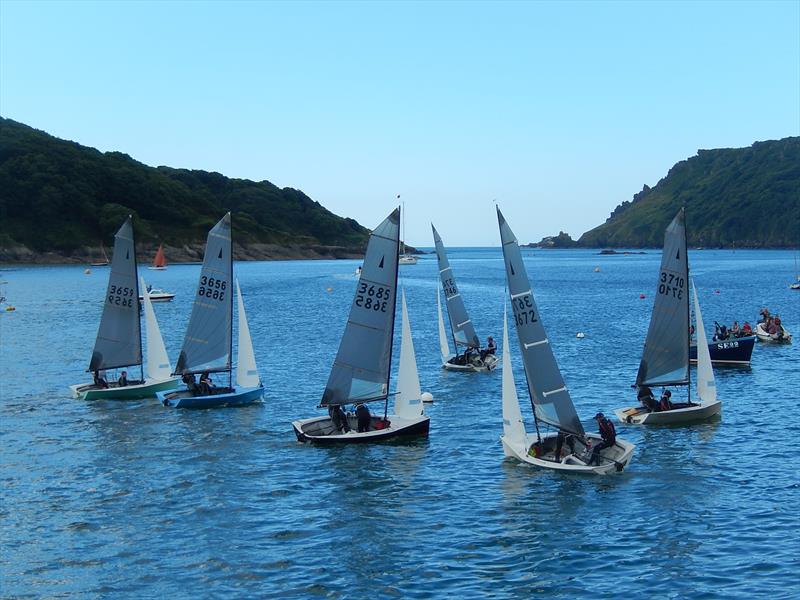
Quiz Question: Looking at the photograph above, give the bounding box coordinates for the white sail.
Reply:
[692,279,717,404]
[140,277,173,382]
[236,279,260,388]
[501,304,527,448]
[395,288,423,418]
[437,286,451,363]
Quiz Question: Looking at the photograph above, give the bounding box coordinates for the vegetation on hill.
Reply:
[578,137,800,248]
[0,118,370,256]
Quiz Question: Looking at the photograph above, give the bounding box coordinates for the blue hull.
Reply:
[157,385,263,409]
[690,335,755,365]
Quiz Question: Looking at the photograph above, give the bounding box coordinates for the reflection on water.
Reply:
[1,250,798,597]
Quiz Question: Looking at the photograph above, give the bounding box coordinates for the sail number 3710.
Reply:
[356,282,391,312]
[658,272,685,299]
[513,294,537,326]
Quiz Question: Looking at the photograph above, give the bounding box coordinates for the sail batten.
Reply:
[321,208,400,406]
[174,213,233,375]
[497,208,585,438]
[88,217,142,372]
[432,224,480,349]
[637,209,690,388]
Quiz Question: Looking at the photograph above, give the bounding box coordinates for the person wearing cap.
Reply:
[589,412,616,466]
[480,336,496,361]
[659,390,674,412]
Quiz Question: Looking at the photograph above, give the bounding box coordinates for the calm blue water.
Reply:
[1,249,798,598]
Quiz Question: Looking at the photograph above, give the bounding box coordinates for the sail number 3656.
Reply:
[356,283,390,312]
[199,275,226,301]
[108,284,134,307]
[513,294,537,326]
[658,272,684,299]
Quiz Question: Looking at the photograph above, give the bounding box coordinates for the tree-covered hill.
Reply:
[0,118,370,260]
[579,137,800,248]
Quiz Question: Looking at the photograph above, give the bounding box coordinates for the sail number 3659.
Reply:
[108,284,134,307]
[658,272,684,299]
[199,275,227,301]
[356,283,390,312]
[513,294,537,326]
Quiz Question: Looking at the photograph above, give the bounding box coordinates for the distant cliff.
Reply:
[579,137,800,248]
[0,118,371,262]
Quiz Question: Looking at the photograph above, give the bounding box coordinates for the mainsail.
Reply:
[321,208,400,406]
[432,224,480,349]
[88,216,142,372]
[497,208,584,437]
[152,244,167,268]
[636,209,689,387]
[175,213,233,375]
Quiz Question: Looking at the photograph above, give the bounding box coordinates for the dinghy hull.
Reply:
[292,414,430,444]
[70,377,182,400]
[157,385,263,408]
[690,335,755,365]
[614,400,722,425]
[442,354,499,372]
[501,431,635,475]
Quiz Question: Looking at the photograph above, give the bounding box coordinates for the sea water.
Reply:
[1,249,798,598]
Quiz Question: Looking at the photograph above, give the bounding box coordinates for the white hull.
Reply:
[614,400,721,425]
[442,353,499,372]
[399,255,418,265]
[292,413,430,443]
[755,322,792,343]
[501,431,635,475]
[70,376,182,400]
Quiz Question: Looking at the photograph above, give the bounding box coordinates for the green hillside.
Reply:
[579,137,800,248]
[0,118,370,255]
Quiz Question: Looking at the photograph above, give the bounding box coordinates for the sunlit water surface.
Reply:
[1,248,798,598]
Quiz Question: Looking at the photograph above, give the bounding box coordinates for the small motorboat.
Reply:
[138,287,175,302]
[755,321,792,343]
[690,335,756,365]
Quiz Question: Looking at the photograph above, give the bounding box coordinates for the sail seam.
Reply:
[511,290,531,299]
[524,340,548,348]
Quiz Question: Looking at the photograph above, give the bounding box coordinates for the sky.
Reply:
[1,1,798,246]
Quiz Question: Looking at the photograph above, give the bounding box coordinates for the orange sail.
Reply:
[152,244,167,269]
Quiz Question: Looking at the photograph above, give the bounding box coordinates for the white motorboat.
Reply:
[138,287,175,302]
[755,321,792,343]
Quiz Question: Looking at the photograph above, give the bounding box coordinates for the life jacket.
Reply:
[659,396,672,411]
[599,418,616,443]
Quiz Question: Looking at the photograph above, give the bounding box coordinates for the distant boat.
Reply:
[791,254,800,290]
[90,241,110,267]
[690,335,756,365]
[614,208,722,425]
[755,321,792,344]
[497,208,635,474]
[138,287,175,303]
[399,200,417,265]
[157,213,263,409]
[149,244,167,270]
[432,223,498,372]
[292,207,430,443]
[70,217,181,400]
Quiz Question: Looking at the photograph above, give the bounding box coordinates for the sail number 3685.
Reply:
[108,284,134,307]
[513,294,537,326]
[199,275,227,301]
[658,272,684,299]
[356,283,390,312]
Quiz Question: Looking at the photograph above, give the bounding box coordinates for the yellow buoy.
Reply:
[326,287,333,293]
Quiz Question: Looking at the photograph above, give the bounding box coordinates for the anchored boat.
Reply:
[433,224,498,372]
[497,208,634,474]
[157,214,263,409]
[70,217,181,400]
[292,207,430,444]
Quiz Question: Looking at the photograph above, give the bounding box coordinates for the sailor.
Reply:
[554,430,576,462]
[199,371,214,395]
[118,370,128,387]
[328,405,350,433]
[589,413,616,466]
[93,370,109,389]
[355,403,371,433]
[182,372,199,395]
[637,385,658,412]
[659,390,674,411]
[480,336,497,360]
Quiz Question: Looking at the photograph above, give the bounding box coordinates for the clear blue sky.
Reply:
[1,1,798,246]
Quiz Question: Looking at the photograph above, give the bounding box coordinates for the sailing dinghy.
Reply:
[90,241,110,267]
[433,224,498,372]
[614,209,722,425]
[292,208,430,443]
[149,243,167,270]
[70,217,181,400]
[157,214,263,409]
[497,208,634,474]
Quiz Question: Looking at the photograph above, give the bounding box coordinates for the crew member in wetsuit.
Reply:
[589,413,616,466]
[480,336,496,361]
[355,403,371,433]
[328,405,350,433]
[118,371,128,387]
[93,370,109,389]
[637,385,658,412]
[659,390,673,411]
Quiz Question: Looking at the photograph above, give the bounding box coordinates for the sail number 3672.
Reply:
[658,272,684,299]
[199,275,227,301]
[356,283,390,312]
[513,294,537,326]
